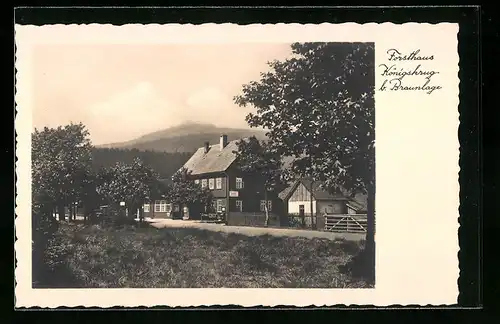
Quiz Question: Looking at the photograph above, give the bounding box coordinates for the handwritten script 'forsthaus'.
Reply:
[379,49,442,95]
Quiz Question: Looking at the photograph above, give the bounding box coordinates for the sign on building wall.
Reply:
[229,191,239,197]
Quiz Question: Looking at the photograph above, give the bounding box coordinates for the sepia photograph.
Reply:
[16,22,460,307]
[30,41,375,289]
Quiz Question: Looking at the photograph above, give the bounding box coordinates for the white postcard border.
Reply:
[15,22,460,307]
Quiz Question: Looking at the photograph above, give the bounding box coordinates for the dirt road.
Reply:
[142,218,365,241]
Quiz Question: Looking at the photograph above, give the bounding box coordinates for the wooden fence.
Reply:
[323,214,368,233]
[283,214,320,230]
[227,212,281,227]
[201,211,373,234]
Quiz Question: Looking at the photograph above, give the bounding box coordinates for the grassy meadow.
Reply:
[35,222,371,288]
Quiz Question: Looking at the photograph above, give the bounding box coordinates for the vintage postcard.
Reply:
[15,22,459,308]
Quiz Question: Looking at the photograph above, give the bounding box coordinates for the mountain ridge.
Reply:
[97,122,268,153]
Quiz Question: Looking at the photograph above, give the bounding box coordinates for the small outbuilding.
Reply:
[279,178,368,229]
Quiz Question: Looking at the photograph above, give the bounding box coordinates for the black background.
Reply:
[8,4,489,320]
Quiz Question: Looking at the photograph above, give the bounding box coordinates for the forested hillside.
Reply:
[91,147,191,180]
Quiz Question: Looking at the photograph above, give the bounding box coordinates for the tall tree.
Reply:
[31,123,93,282]
[32,122,93,221]
[96,158,160,221]
[80,169,101,224]
[167,168,212,218]
[234,42,375,282]
[233,136,289,226]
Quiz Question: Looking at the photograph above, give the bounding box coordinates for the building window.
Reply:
[217,199,226,212]
[155,200,168,212]
[209,178,215,190]
[216,177,222,189]
[166,204,172,213]
[236,200,243,212]
[236,177,244,189]
[194,179,200,185]
[143,204,150,213]
[260,200,272,212]
[201,179,208,188]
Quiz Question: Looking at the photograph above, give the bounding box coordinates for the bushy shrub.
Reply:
[44,234,71,270]
[102,215,137,228]
[288,216,303,228]
[32,206,60,287]
[99,206,137,228]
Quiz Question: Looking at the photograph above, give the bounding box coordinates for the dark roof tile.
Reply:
[182,139,299,176]
[348,193,368,211]
[182,140,240,175]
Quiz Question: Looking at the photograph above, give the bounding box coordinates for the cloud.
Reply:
[185,87,251,128]
[87,82,178,144]
[32,43,293,144]
[85,84,253,144]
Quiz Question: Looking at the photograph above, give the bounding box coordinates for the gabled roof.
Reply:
[182,139,300,176]
[279,178,348,201]
[279,178,369,211]
[347,193,368,212]
[278,181,296,200]
[182,140,240,175]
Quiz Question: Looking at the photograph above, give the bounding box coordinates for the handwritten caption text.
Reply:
[379,49,442,95]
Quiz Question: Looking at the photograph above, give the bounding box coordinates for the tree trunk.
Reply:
[309,153,315,229]
[82,206,87,224]
[264,189,269,227]
[365,185,376,284]
[40,203,52,220]
[139,206,144,223]
[82,198,94,224]
[57,204,65,221]
[90,210,97,224]
[310,180,315,229]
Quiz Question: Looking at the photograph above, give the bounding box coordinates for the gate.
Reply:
[323,214,368,233]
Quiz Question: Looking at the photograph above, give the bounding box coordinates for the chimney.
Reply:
[204,141,210,153]
[220,134,228,150]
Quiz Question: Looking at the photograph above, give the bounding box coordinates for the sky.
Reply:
[32,43,293,145]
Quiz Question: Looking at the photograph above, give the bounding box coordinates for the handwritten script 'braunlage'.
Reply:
[379,49,442,94]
